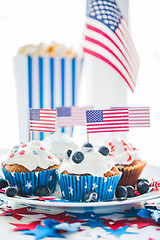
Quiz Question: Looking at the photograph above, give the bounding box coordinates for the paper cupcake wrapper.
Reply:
[57,173,121,202]
[2,168,58,195]
[117,161,147,187]
[13,55,83,142]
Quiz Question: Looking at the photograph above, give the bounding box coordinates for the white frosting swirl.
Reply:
[58,148,115,177]
[104,137,139,165]
[4,141,60,171]
[43,133,78,161]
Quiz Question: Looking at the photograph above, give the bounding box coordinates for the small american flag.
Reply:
[57,106,94,127]
[29,109,56,133]
[84,0,139,93]
[86,108,129,133]
[129,107,150,128]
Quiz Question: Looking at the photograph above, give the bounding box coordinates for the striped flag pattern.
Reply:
[57,106,94,127]
[129,107,150,128]
[30,109,56,133]
[86,108,129,133]
[84,0,139,93]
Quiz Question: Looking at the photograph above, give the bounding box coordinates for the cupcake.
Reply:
[2,141,60,195]
[43,132,78,161]
[105,137,147,187]
[57,143,121,202]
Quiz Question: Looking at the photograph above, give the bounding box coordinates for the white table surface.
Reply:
[0,150,160,240]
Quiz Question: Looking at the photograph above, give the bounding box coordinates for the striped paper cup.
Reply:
[57,173,122,202]
[13,55,83,142]
[2,168,58,196]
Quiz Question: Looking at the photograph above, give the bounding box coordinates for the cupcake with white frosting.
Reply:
[2,141,60,195]
[105,137,146,187]
[57,143,121,202]
[43,132,78,161]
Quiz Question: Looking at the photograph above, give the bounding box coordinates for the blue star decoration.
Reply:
[23,225,65,240]
[120,207,140,218]
[23,219,81,240]
[82,218,105,228]
[103,225,137,238]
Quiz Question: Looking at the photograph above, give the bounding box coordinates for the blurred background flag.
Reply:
[86,108,129,133]
[83,0,140,93]
[57,106,94,127]
[129,107,150,128]
[30,109,57,133]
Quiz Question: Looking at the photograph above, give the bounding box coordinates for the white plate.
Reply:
[0,165,160,212]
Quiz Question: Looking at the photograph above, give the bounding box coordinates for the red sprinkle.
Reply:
[19,150,25,155]
[127,153,132,161]
[10,154,14,158]
[40,147,45,151]
[133,147,136,150]
[22,144,27,147]
[48,155,53,160]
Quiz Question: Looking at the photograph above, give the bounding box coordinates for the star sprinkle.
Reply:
[10,221,41,231]
[23,224,65,240]
[104,225,137,238]
[108,186,112,193]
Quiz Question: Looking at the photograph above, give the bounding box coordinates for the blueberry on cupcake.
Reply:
[57,143,121,202]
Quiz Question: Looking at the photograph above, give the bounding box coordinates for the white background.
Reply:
[0,0,159,166]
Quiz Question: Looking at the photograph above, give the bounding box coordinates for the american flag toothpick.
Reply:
[86,108,129,134]
[57,106,94,128]
[29,109,57,140]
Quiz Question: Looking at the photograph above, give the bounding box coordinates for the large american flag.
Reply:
[84,0,139,93]
[29,109,56,133]
[129,107,150,128]
[86,108,129,133]
[57,106,94,127]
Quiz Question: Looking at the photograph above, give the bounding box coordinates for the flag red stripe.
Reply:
[85,36,135,85]
[30,122,55,126]
[87,126,129,130]
[30,129,55,133]
[117,25,139,68]
[40,116,56,119]
[86,24,136,77]
[120,19,139,63]
[84,47,134,92]
[87,122,129,127]
[87,129,129,133]
[30,126,55,129]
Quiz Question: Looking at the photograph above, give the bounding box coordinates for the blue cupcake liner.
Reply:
[57,173,122,202]
[2,168,58,195]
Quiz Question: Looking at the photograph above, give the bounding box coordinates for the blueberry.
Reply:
[85,191,98,203]
[126,185,135,197]
[137,181,149,194]
[65,149,72,159]
[0,179,8,189]
[36,186,50,196]
[82,142,93,152]
[6,187,17,197]
[72,151,84,164]
[98,146,109,156]
[115,186,127,200]
[137,178,149,184]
